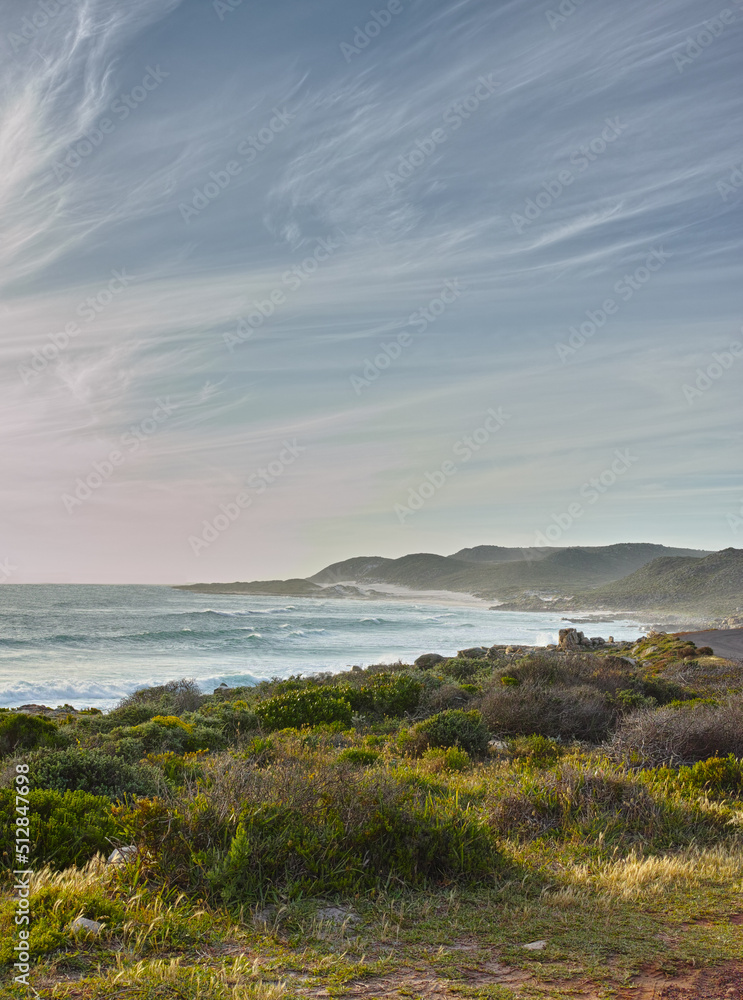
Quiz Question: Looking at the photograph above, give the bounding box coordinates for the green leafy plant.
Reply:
[0,788,118,870]
[254,688,353,731]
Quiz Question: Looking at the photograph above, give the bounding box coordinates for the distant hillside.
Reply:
[580,548,743,615]
[310,543,709,599]
[174,579,368,598]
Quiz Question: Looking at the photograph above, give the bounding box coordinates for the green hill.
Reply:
[580,548,743,615]
[310,543,709,599]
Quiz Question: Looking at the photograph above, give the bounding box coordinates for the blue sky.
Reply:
[0,0,741,583]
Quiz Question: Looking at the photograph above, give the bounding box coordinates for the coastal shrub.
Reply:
[508,734,563,767]
[206,765,498,903]
[344,674,422,717]
[654,754,743,798]
[0,788,117,870]
[0,713,61,757]
[480,681,615,742]
[409,710,490,758]
[208,702,260,739]
[108,679,204,726]
[609,698,743,766]
[119,754,499,901]
[441,658,481,681]
[421,682,473,713]
[487,763,689,846]
[110,716,227,756]
[254,688,353,731]
[421,746,471,773]
[26,747,161,800]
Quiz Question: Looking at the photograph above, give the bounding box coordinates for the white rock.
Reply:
[69,916,103,936]
[522,940,547,951]
[107,845,138,866]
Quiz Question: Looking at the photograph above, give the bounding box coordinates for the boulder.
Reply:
[558,628,584,650]
[414,653,446,669]
[69,916,103,936]
[457,647,489,659]
[107,845,138,866]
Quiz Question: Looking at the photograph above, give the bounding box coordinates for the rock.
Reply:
[107,845,138,866]
[488,739,509,751]
[558,628,584,650]
[316,906,360,925]
[504,645,523,655]
[458,647,489,659]
[522,940,547,951]
[69,916,103,936]
[414,653,446,669]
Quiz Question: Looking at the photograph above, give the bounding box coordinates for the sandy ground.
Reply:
[674,627,743,659]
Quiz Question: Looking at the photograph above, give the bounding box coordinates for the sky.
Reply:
[0,0,741,584]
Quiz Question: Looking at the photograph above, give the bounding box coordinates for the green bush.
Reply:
[509,735,563,767]
[110,715,227,756]
[207,770,498,904]
[254,688,353,731]
[487,763,713,847]
[670,755,743,796]
[412,710,490,757]
[106,679,204,727]
[26,747,161,800]
[344,674,422,717]
[421,746,471,772]
[440,659,481,681]
[0,788,118,870]
[0,713,61,757]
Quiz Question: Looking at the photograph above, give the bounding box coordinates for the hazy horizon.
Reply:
[1,0,741,584]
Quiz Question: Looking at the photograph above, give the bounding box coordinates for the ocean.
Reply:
[0,585,646,710]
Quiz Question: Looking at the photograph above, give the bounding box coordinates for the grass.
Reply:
[2,640,743,997]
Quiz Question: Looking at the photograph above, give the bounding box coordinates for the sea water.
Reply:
[0,585,646,710]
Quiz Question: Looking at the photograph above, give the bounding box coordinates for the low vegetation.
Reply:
[1,634,742,997]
